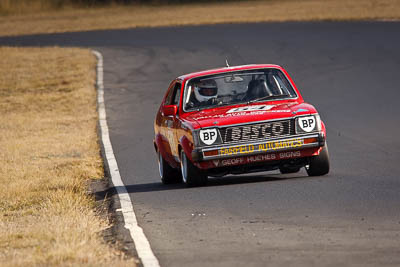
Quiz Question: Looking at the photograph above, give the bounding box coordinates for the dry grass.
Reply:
[0,0,399,37]
[0,0,68,15]
[0,47,134,266]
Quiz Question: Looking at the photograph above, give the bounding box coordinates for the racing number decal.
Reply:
[227,105,275,113]
[298,116,316,132]
[200,129,218,145]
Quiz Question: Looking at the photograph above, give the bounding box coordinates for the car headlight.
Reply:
[296,114,321,134]
[197,128,222,146]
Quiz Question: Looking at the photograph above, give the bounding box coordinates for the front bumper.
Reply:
[191,133,325,162]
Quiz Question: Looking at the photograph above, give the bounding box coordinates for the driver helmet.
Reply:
[193,80,218,102]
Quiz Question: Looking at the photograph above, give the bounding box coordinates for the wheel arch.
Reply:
[179,135,194,162]
[178,144,183,161]
[153,139,158,153]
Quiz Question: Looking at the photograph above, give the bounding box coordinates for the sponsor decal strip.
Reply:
[195,109,291,120]
[213,150,303,167]
[219,138,304,156]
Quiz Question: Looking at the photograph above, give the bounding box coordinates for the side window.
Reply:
[171,83,181,105]
[164,82,175,105]
[164,82,181,106]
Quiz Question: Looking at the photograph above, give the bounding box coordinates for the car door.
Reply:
[162,81,182,163]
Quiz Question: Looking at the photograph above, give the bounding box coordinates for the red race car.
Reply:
[154,64,329,186]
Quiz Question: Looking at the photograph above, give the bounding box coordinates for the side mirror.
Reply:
[162,105,177,117]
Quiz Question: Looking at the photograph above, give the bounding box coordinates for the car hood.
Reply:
[183,102,317,129]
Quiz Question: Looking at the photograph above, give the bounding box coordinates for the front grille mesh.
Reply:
[219,119,295,145]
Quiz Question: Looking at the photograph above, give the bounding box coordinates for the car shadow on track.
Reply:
[102,173,310,195]
[207,173,309,187]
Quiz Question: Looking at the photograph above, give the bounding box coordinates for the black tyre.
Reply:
[158,152,181,184]
[180,150,207,187]
[306,144,330,176]
[279,166,301,174]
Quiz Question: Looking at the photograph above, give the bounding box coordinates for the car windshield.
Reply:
[183,68,297,111]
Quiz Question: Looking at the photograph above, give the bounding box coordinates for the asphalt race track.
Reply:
[2,22,400,266]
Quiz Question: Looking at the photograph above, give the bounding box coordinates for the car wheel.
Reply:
[306,144,330,176]
[279,166,301,174]
[180,150,207,187]
[158,152,181,184]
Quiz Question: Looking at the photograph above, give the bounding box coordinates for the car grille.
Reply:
[219,119,295,145]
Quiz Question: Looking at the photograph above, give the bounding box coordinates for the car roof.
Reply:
[177,64,284,81]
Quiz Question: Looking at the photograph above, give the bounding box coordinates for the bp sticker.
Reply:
[298,116,316,132]
[200,129,218,145]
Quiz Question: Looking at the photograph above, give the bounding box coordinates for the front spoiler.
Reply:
[191,133,324,162]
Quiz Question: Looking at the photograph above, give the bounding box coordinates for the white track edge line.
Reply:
[92,50,160,267]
